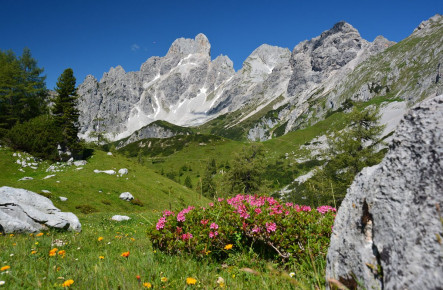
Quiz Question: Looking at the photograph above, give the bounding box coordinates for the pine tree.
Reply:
[18,48,48,121]
[302,106,385,206]
[184,176,193,189]
[0,48,47,132]
[202,160,217,198]
[223,144,266,194]
[52,68,80,155]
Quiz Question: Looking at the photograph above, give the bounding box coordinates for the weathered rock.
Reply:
[73,160,87,166]
[326,95,443,289]
[59,197,67,202]
[93,169,116,175]
[18,177,33,181]
[111,215,131,222]
[119,192,134,201]
[0,186,81,233]
[43,174,56,180]
[118,168,128,175]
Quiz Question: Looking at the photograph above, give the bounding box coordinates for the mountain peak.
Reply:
[167,33,211,57]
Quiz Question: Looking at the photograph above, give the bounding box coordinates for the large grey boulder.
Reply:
[326,95,443,289]
[0,186,81,233]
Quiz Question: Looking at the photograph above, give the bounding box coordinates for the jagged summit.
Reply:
[76,14,442,143]
[413,13,442,35]
[167,33,211,57]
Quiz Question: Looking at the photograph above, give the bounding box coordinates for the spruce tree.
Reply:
[0,48,47,132]
[18,48,48,121]
[223,144,266,194]
[52,68,80,155]
[302,106,385,206]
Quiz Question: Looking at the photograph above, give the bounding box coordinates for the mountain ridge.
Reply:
[77,15,442,143]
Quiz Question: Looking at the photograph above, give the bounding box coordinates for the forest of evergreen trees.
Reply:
[0,48,82,160]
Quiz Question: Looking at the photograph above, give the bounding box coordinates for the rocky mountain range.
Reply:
[77,14,442,142]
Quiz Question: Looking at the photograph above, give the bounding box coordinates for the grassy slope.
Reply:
[0,148,321,289]
[0,148,208,216]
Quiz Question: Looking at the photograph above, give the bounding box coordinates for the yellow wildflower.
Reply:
[31,250,37,254]
[143,282,152,288]
[186,277,197,285]
[217,276,225,288]
[36,233,44,237]
[35,242,39,245]
[224,244,233,250]
[98,237,103,241]
[9,234,14,237]
[58,250,66,257]
[0,266,10,271]
[61,279,74,287]
[99,256,105,259]
[161,277,167,282]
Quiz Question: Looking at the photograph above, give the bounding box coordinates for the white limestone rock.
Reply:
[119,192,134,201]
[326,95,443,289]
[111,215,131,222]
[0,186,81,233]
[73,160,87,166]
[93,169,116,175]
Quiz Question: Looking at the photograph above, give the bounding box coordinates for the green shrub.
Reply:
[5,115,61,160]
[149,194,335,264]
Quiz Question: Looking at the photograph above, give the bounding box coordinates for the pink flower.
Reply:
[209,231,218,238]
[217,198,224,202]
[254,208,262,214]
[266,222,277,233]
[177,212,186,222]
[156,217,166,230]
[252,226,261,233]
[210,223,219,230]
[209,202,214,207]
[316,205,337,214]
[301,205,311,212]
[162,210,175,217]
[201,219,209,225]
[181,232,193,240]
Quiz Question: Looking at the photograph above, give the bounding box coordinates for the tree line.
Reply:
[0,48,81,160]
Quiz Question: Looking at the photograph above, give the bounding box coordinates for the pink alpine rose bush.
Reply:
[149,194,335,262]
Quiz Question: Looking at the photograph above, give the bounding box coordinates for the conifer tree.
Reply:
[52,68,80,154]
[302,106,385,206]
[223,144,266,194]
[0,48,47,131]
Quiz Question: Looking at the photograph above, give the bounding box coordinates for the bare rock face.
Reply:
[0,186,81,233]
[326,95,443,289]
[77,33,235,140]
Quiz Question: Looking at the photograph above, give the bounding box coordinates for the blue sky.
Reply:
[1,0,441,89]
